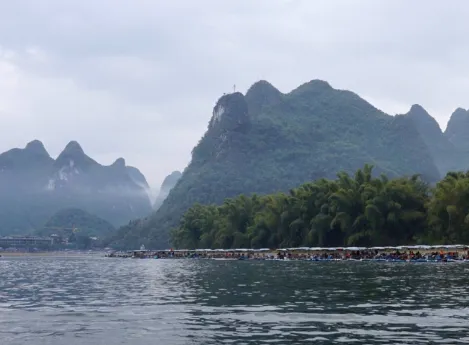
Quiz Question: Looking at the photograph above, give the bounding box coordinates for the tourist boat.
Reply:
[107,244,469,263]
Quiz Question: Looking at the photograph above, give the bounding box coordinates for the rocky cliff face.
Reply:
[192,92,251,162]
[0,140,152,235]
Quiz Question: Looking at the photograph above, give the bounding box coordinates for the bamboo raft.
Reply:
[106,244,469,262]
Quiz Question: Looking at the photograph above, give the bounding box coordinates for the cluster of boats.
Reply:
[107,244,469,263]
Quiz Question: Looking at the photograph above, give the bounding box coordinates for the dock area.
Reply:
[106,245,469,262]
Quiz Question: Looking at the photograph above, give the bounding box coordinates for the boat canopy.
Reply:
[140,244,469,253]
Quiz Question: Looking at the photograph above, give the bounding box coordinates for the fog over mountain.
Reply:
[0,140,152,235]
[153,171,182,210]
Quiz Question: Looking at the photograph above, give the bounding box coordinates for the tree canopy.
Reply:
[171,166,469,249]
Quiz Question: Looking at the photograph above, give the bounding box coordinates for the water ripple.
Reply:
[1,256,468,344]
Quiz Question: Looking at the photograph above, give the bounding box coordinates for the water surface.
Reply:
[1,256,468,344]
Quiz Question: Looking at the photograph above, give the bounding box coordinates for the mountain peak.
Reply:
[161,171,182,189]
[290,79,333,96]
[245,80,282,115]
[445,108,469,142]
[55,140,97,168]
[450,107,468,119]
[112,157,126,168]
[25,140,50,157]
[246,80,280,96]
[61,141,85,156]
[208,92,249,131]
[406,104,440,127]
[153,170,183,210]
[405,104,443,142]
[126,166,150,190]
[447,108,468,127]
[408,104,430,117]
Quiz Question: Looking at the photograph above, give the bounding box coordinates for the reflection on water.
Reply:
[1,257,469,344]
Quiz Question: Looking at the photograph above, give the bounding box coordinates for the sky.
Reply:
[1,0,468,191]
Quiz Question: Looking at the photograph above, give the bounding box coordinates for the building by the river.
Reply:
[0,236,54,248]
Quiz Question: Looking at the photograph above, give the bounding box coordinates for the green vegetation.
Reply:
[111,80,443,249]
[35,208,117,249]
[36,208,116,238]
[171,166,469,249]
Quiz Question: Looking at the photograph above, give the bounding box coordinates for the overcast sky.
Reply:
[1,0,468,190]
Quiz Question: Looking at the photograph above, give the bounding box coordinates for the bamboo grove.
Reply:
[170,165,469,249]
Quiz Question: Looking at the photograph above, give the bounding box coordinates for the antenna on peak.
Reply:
[233,84,236,92]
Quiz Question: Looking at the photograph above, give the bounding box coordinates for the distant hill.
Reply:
[404,105,464,175]
[445,108,469,154]
[110,79,445,249]
[0,140,152,235]
[36,208,116,238]
[153,171,182,210]
[126,166,151,191]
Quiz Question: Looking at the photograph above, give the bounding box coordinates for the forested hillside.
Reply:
[36,208,116,238]
[111,80,443,249]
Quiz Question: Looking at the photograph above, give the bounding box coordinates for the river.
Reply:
[1,256,468,344]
